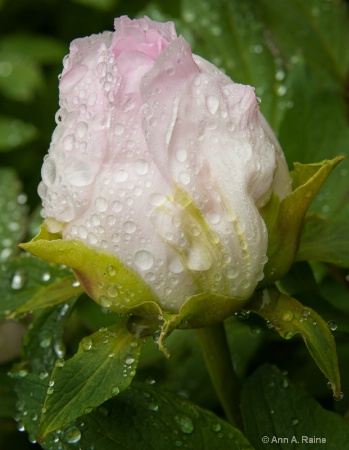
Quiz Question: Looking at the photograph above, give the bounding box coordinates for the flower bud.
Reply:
[33,16,292,317]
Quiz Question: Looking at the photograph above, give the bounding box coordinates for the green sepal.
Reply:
[260,157,344,283]
[157,292,249,357]
[248,285,341,399]
[20,224,163,323]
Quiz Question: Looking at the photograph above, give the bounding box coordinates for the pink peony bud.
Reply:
[38,16,291,313]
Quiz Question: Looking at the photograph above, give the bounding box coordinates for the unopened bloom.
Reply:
[38,16,291,314]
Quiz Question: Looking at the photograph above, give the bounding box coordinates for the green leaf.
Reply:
[39,321,144,438]
[297,217,349,266]
[11,301,77,443]
[277,62,349,219]
[43,382,254,450]
[0,363,16,418]
[0,116,37,152]
[257,0,349,86]
[248,286,342,399]
[260,157,343,283]
[241,364,349,450]
[0,168,27,263]
[0,254,77,319]
[11,274,83,317]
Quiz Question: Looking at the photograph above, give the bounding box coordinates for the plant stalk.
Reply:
[196,322,242,429]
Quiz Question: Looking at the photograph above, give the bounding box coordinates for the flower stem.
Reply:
[196,322,242,429]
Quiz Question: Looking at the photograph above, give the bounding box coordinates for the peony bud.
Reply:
[33,16,292,318]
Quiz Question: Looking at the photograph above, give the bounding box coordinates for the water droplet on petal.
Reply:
[135,250,154,270]
[135,159,149,175]
[123,221,136,233]
[94,197,107,212]
[114,123,124,135]
[206,95,219,115]
[114,169,128,183]
[42,158,57,186]
[175,148,188,163]
[65,160,94,187]
[76,121,88,138]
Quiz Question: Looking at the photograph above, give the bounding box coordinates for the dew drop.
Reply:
[275,70,285,81]
[42,158,57,186]
[281,378,289,389]
[94,197,108,212]
[284,331,294,339]
[76,121,88,138]
[39,331,52,348]
[135,159,149,175]
[206,95,219,115]
[276,85,287,96]
[106,265,116,277]
[234,310,250,321]
[100,295,112,308]
[65,160,94,187]
[167,66,175,76]
[124,355,135,365]
[11,270,26,290]
[81,337,92,351]
[334,391,344,401]
[114,123,124,135]
[328,321,337,331]
[223,265,238,280]
[281,311,294,322]
[64,426,81,444]
[123,221,136,233]
[148,401,159,412]
[175,148,188,163]
[55,359,65,368]
[115,169,128,183]
[211,423,222,432]
[41,272,51,282]
[174,414,194,434]
[135,250,154,270]
[179,171,190,185]
[111,387,120,396]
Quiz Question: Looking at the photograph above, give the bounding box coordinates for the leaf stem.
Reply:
[196,322,242,429]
